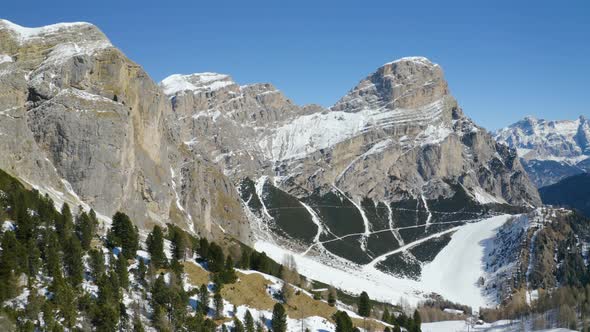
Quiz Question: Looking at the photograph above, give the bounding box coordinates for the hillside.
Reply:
[540,173,590,217]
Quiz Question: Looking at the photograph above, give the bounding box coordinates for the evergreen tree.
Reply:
[333,311,353,332]
[244,309,255,332]
[358,291,371,317]
[392,325,401,332]
[107,212,138,259]
[116,254,129,290]
[63,235,84,287]
[147,225,167,269]
[136,258,147,286]
[76,211,96,251]
[0,231,19,301]
[271,303,287,332]
[44,230,61,279]
[56,203,74,239]
[199,284,209,315]
[234,316,245,332]
[214,291,224,319]
[208,242,225,273]
[89,248,105,280]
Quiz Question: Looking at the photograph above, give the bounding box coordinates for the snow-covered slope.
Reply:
[255,215,513,309]
[495,116,590,187]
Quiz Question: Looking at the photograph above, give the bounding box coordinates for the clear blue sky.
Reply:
[4,0,589,129]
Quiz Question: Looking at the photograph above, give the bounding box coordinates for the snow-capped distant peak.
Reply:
[160,72,236,95]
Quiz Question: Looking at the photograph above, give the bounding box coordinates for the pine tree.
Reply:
[63,235,84,287]
[147,225,167,269]
[56,203,74,239]
[116,254,129,290]
[89,248,105,280]
[0,231,19,301]
[199,284,209,315]
[244,309,255,332]
[333,311,353,332]
[76,211,96,251]
[358,291,371,317]
[136,258,147,286]
[214,291,224,319]
[271,303,287,332]
[392,325,401,332]
[208,242,225,273]
[107,212,138,259]
[44,229,62,279]
[234,316,245,332]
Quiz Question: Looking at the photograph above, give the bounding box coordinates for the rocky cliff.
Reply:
[0,19,249,241]
[162,56,540,275]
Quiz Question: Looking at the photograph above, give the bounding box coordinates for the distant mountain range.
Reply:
[495,116,590,187]
[539,173,590,217]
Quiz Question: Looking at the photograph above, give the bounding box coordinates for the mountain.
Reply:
[162,56,541,302]
[0,19,250,241]
[539,173,590,217]
[495,116,590,187]
[1,19,543,308]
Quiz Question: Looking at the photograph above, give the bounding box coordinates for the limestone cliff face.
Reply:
[163,57,540,207]
[0,19,249,241]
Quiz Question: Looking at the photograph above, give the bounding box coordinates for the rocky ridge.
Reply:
[495,116,590,187]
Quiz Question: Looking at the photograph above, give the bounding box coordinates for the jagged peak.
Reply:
[160,72,237,95]
[331,55,448,112]
[0,18,109,44]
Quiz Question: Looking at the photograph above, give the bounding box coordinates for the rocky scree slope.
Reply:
[162,56,540,276]
[0,19,249,241]
[495,116,590,187]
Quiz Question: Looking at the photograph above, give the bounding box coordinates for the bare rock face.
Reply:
[163,57,540,208]
[162,56,540,274]
[0,20,249,240]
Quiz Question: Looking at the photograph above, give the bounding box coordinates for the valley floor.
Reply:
[422,320,576,332]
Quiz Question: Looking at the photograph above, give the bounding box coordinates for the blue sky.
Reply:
[3,0,589,129]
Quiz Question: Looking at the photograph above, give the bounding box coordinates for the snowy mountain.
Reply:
[495,116,590,187]
[0,18,556,314]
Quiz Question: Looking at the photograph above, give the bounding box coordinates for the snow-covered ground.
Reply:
[421,215,511,308]
[255,215,513,309]
[422,319,575,332]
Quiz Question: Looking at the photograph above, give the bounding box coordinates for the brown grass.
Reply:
[183,261,210,286]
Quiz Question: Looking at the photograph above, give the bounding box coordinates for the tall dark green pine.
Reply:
[214,291,224,319]
[63,235,84,287]
[244,309,255,332]
[108,212,138,259]
[0,231,19,301]
[199,284,209,314]
[89,248,105,280]
[208,243,225,273]
[234,316,245,332]
[116,254,129,290]
[57,203,74,239]
[147,225,167,269]
[44,230,62,279]
[334,311,353,332]
[358,291,371,317]
[136,259,147,286]
[271,303,287,332]
[76,211,96,251]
